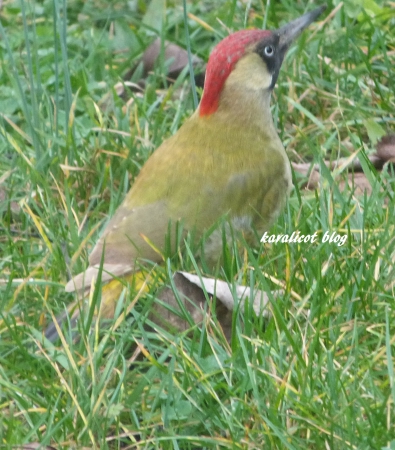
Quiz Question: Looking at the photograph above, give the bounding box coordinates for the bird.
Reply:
[45,5,326,342]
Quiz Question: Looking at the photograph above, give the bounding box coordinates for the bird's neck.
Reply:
[228,86,272,123]
[200,87,278,140]
[199,52,278,137]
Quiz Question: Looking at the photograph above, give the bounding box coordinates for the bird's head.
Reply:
[199,5,326,117]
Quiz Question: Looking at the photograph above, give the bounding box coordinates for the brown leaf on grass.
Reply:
[13,445,56,450]
[101,39,205,110]
[338,172,373,196]
[0,170,21,214]
[376,134,395,162]
[149,271,207,333]
[293,163,374,195]
[140,38,205,84]
[292,136,395,194]
[149,271,279,341]
[121,38,205,96]
[292,163,321,190]
[15,446,90,450]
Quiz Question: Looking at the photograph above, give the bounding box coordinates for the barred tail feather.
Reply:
[44,271,149,343]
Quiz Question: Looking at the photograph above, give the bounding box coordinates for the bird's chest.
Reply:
[191,143,291,236]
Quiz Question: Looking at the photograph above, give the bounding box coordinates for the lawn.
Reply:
[0,0,394,448]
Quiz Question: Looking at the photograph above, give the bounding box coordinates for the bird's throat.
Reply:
[209,85,276,139]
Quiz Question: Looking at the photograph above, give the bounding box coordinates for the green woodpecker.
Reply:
[46,5,326,341]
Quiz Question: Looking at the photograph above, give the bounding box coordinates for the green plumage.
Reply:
[68,79,291,293]
[46,6,326,342]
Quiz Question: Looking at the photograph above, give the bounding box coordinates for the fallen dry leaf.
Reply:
[293,163,374,195]
[0,170,21,213]
[100,39,206,110]
[292,162,321,190]
[149,271,280,341]
[179,271,273,317]
[338,172,373,196]
[121,38,205,97]
[292,139,394,194]
[377,134,395,162]
[13,445,56,450]
[140,38,205,84]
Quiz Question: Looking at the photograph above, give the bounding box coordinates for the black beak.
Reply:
[254,4,327,90]
[278,5,327,54]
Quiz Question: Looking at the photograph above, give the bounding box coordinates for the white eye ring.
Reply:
[264,45,274,57]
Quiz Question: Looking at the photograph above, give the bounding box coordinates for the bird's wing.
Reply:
[66,199,173,293]
[64,263,133,293]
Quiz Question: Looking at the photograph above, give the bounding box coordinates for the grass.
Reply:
[1,0,395,448]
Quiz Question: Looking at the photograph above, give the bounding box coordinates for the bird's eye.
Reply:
[264,45,274,57]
